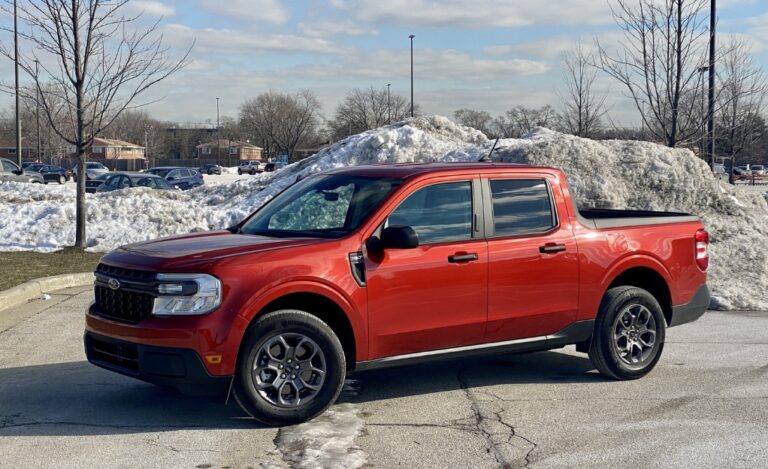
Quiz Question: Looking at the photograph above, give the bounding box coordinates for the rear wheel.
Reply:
[589,286,666,380]
[233,310,346,426]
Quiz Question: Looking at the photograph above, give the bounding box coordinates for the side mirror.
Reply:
[380,226,419,249]
[13,169,23,175]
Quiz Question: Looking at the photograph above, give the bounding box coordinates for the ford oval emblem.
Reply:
[107,278,121,291]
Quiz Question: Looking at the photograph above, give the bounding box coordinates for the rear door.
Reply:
[365,176,489,358]
[483,174,579,342]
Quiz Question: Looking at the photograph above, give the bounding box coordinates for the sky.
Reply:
[1,0,767,128]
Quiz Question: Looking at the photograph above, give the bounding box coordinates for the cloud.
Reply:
[299,20,378,38]
[198,0,290,24]
[162,24,345,54]
[125,1,176,17]
[485,32,626,60]
[299,48,550,81]
[345,0,614,28]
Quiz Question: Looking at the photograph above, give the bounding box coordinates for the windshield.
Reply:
[240,174,402,239]
[86,163,105,169]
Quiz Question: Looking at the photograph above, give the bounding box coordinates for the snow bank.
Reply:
[1,115,766,310]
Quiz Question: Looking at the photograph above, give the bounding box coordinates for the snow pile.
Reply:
[0,115,766,309]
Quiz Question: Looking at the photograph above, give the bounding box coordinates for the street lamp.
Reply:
[697,65,709,161]
[35,59,41,162]
[14,0,22,166]
[707,0,716,174]
[387,83,391,124]
[216,97,220,165]
[409,34,415,118]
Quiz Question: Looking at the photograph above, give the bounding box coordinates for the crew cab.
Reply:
[84,163,710,425]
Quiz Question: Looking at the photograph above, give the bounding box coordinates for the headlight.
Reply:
[152,273,222,316]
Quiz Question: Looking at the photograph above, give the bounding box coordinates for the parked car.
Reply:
[21,161,37,170]
[72,162,109,182]
[145,166,204,190]
[238,161,264,175]
[96,172,174,192]
[85,173,113,193]
[263,162,286,172]
[27,164,71,184]
[199,163,222,175]
[0,158,44,184]
[85,163,710,426]
[749,164,765,176]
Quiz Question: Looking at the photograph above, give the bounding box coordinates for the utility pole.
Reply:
[707,0,716,174]
[387,83,391,124]
[35,59,41,162]
[216,97,220,165]
[14,0,22,166]
[409,35,415,118]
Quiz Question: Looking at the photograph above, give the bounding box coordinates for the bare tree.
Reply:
[597,0,709,147]
[329,87,416,140]
[0,0,190,248]
[509,105,557,135]
[559,43,607,138]
[716,38,767,163]
[453,108,493,135]
[238,90,322,160]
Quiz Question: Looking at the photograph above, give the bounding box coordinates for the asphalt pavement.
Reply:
[0,287,766,468]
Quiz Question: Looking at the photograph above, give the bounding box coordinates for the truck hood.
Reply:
[111,231,320,264]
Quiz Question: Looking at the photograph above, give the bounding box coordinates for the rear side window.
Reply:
[387,181,473,244]
[2,160,18,172]
[490,179,556,236]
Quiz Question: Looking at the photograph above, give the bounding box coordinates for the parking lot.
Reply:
[0,287,766,468]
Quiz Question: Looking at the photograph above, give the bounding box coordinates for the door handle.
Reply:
[448,253,479,263]
[539,243,566,254]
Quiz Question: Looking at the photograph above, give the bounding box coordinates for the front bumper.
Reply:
[84,332,231,396]
[669,284,710,327]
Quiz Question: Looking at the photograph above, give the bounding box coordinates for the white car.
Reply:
[237,161,264,175]
[72,162,109,182]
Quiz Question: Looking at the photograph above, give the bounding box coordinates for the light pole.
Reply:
[216,97,220,165]
[697,65,709,160]
[35,59,41,162]
[409,34,415,118]
[14,0,22,166]
[707,0,716,174]
[387,83,391,124]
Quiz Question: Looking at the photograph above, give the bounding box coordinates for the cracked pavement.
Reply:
[1,287,767,468]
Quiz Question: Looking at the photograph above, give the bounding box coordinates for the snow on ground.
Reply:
[1,115,767,309]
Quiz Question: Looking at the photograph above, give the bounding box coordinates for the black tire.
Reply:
[588,286,666,380]
[237,169,243,175]
[233,310,346,426]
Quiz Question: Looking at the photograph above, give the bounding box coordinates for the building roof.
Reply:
[196,139,263,150]
[91,138,144,148]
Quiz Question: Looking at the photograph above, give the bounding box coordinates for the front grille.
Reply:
[94,285,155,324]
[87,335,139,373]
[96,264,156,282]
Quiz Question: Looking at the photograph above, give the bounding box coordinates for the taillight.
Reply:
[695,229,709,271]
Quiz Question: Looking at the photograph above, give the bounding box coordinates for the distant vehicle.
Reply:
[712,163,728,181]
[96,172,174,193]
[238,161,264,175]
[199,163,222,175]
[0,158,44,184]
[21,161,38,170]
[749,164,765,176]
[28,164,71,184]
[73,162,109,182]
[145,166,204,190]
[263,162,286,172]
[85,173,113,193]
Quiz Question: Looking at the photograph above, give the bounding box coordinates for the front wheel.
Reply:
[233,310,346,426]
[237,170,243,175]
[588,286,666,380]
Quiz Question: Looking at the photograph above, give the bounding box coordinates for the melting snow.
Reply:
[0,115,766,310]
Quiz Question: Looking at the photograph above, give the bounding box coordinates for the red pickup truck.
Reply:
[85,163,710,425]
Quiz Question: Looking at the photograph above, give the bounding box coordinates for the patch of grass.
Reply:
[0,248,102,291]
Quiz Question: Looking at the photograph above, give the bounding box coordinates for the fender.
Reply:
[600,252,673,292]
[222,278,367,369]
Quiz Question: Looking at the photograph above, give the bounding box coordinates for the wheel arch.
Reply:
[604,264,673,327]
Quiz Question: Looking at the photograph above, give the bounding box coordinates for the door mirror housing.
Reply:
[380,225,419,250]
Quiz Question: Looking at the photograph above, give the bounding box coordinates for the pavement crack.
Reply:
[457,369,538,469]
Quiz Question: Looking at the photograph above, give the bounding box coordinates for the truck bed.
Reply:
[578,208,700,229]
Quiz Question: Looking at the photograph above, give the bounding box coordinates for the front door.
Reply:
[365,178,488,359]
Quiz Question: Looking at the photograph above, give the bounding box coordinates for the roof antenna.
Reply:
[479,137,499,162]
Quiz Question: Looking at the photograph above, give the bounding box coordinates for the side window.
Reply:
[104,176,119,188]
[2,160,18,172]
[119,176,131,188]
[387,181,473,244]
[489,179,556,236]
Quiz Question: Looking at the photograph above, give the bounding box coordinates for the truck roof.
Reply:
[322,162,562,179]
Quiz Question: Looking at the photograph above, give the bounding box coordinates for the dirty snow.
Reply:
[1,115,767,310]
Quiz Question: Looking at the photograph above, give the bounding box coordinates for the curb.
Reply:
[0,272,94,312]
